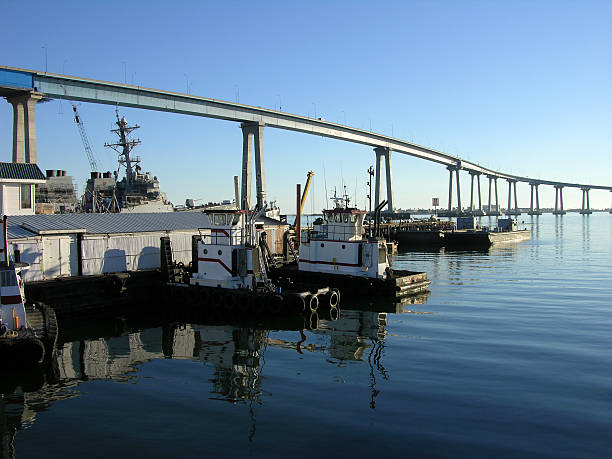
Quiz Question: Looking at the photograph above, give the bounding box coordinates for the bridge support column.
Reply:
[553,185,566,215]
[487,175,500,216]
[528,183,542,215]
[373,147,393,211]
[580,187,592,215]
[468,171,484,216]
[446,164,462,216]
[506,179,520,215]
[7,92,42,163]
[447,166,454,213]
[240,122,266,210]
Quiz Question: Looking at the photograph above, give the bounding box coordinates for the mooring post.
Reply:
[296,183,301,248]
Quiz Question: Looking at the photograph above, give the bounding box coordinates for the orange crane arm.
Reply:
[300,171,314,214]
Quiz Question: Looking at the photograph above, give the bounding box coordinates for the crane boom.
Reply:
[72,105,99,171]
[300,171,314,214]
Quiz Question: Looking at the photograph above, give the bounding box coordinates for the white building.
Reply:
[0,162,46,215]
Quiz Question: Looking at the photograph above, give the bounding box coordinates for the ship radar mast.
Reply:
[330,187,351,209]
[104,107,141,194]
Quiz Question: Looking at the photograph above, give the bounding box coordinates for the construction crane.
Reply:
[71,104,99,172]
[61,85,99,171]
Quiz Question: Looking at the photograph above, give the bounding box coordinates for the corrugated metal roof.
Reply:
[6,212,212,239]
[0,162,46,181]
[7,225,38,240]
[6,212,287,240]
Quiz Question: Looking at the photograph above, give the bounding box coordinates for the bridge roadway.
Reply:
[1,65,611,215]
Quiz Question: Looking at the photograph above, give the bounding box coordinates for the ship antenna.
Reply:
[323,162,329,209]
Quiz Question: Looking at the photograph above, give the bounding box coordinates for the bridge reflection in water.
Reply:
[1,294,430,456]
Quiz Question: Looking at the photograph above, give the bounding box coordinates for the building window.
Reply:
[20,185,31,209]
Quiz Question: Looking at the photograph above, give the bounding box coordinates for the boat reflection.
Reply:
[1,298,433,451]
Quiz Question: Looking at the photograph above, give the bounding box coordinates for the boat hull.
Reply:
[270,265,430,298]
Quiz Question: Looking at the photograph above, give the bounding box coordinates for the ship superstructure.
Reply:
[82,110,173,213]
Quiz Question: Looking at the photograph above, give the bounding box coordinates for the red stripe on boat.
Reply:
[299,259,361,267]
[198,257,232,274]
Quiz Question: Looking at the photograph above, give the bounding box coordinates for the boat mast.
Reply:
[104,108,141,194]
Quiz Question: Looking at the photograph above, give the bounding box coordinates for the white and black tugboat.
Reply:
[160,207,340,316]
[0,216,56,366]
[271,194,430,298]
[83,109,174,213]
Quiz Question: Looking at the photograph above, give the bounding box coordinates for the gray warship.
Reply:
[82,110,173,213]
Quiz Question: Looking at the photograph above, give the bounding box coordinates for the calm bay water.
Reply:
[3,213,612,458]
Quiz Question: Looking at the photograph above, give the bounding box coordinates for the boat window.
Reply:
[343,214,349,223]
[378,245,387,263]
[335,214,341,223]
[213,214,226,226]
[351,215,356,223]
[0,270,17,287]
[231,214,240,225]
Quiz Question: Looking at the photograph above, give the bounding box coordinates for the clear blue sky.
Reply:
[1,0,611,211]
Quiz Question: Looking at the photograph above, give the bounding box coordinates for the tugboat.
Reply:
[270,193,430,298]
[83,109,174,213]
[0,216,46,366]
[161,206,340,316]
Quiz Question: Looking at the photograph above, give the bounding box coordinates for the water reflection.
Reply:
[1,297,432,453]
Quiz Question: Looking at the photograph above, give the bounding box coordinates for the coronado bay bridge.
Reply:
[1,64,610,216]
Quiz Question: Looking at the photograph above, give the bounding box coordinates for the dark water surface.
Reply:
[3,214,612,458]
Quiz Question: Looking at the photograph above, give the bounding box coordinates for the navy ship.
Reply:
[82,110,173,213]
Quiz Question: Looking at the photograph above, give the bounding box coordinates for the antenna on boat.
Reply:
[323,163,329,209]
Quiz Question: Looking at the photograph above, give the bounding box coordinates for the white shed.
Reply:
[0,162,46,215]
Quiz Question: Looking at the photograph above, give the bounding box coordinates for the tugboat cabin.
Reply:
[190,209,259,290]
[299,207,389,279]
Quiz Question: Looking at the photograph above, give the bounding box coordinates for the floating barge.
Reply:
[395,217,530,249]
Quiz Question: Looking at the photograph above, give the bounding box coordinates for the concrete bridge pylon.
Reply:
[468,171,485,216]
[580,187,592,215]
[506,179,520,216]
[486,175,501,216]
[528,183,542,215]
[6,92,43,164]
[373,146,393,212]
[240,121,266,211]
[553,185,566,215]
[446,164,462,216]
